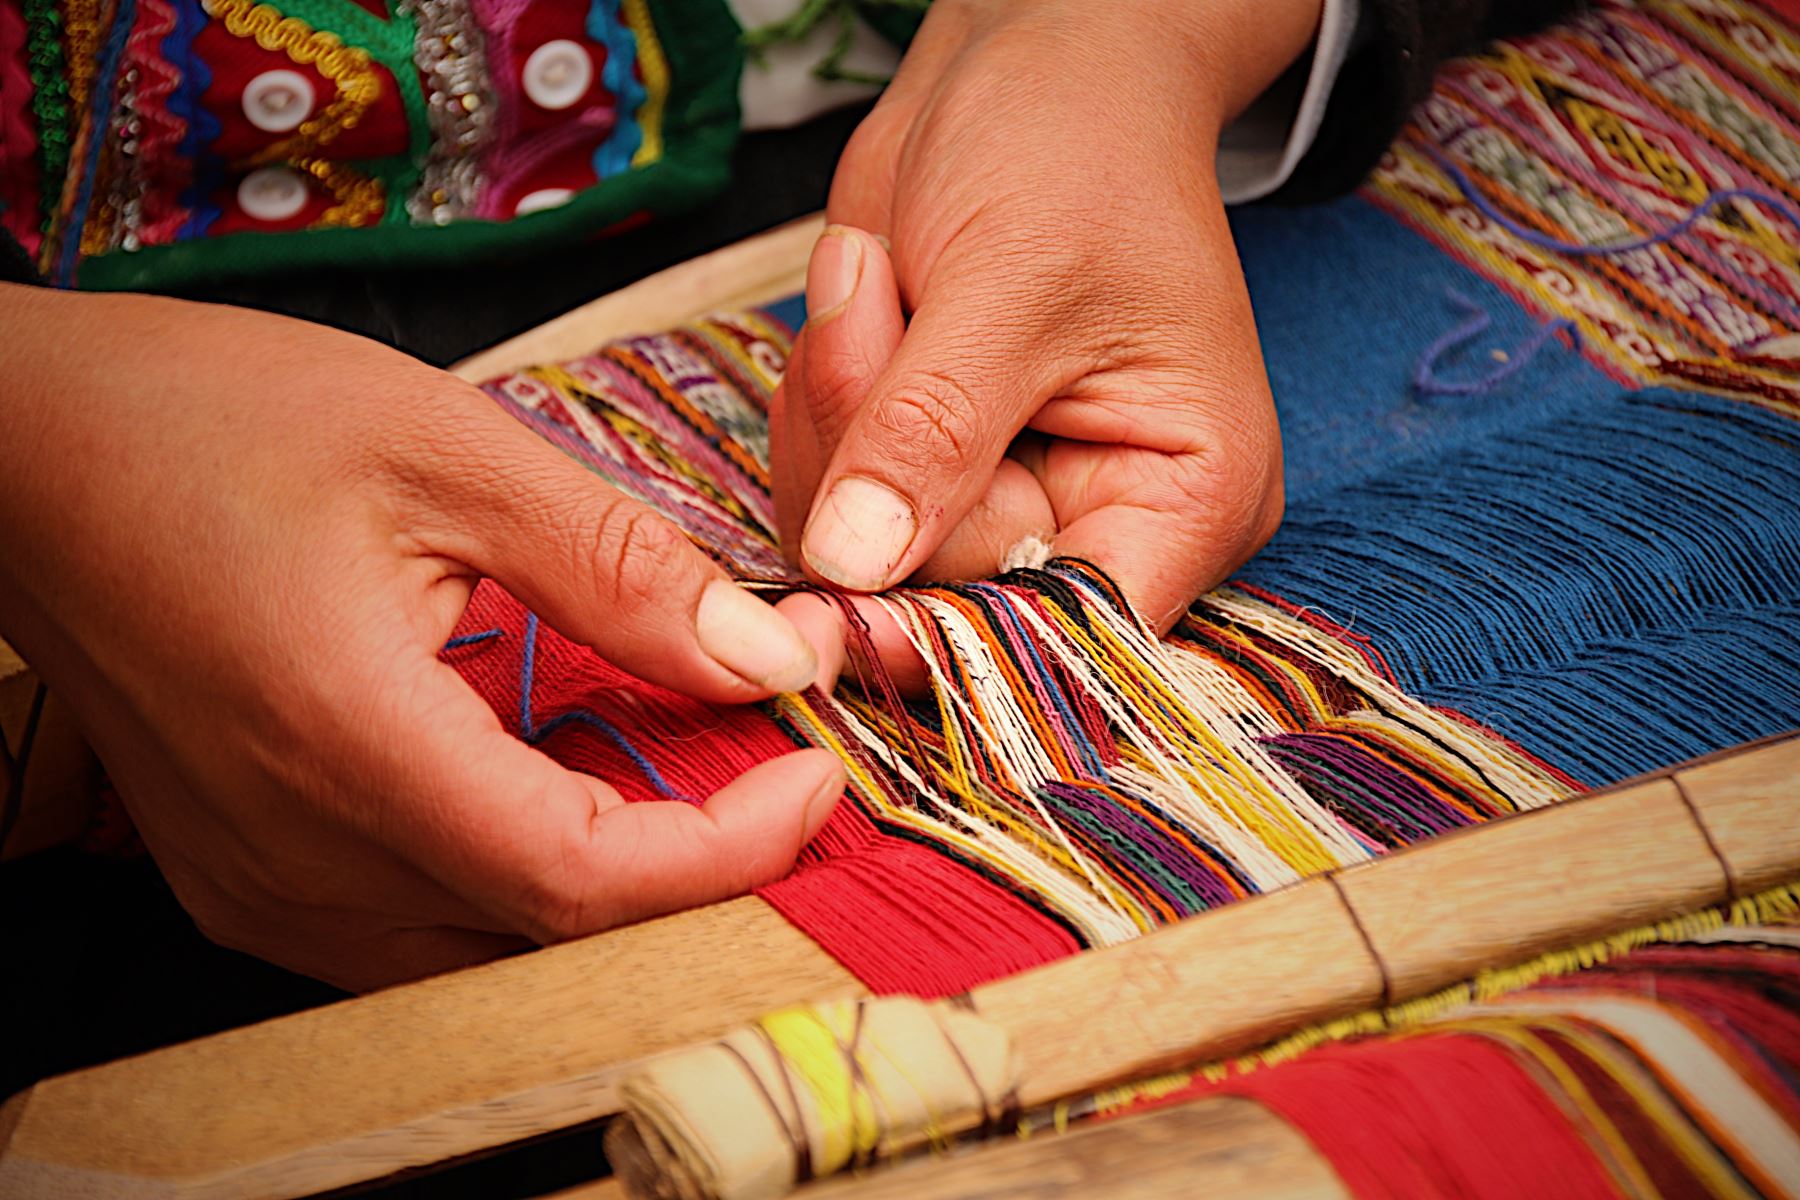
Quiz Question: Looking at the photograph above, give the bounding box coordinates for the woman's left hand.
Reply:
[771,0,1321,681]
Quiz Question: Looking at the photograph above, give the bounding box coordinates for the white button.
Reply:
[237,167,310,221]
[522,40,592,111]
[242,69,315,133]
[514,187,574,216]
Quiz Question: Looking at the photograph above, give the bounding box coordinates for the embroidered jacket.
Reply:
[0,0,1574,291]
[0,0,822,288]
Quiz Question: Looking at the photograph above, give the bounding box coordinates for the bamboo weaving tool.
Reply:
[1,734,1793,1198]
[602,734,1800,1200]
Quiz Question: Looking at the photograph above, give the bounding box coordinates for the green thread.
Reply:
[741,0,927,85]
[23,0,73,235]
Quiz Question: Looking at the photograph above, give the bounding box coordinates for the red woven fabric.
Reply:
[1206,1036,1626,1199]
[450,581,1078,995]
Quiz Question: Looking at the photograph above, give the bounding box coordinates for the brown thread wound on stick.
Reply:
[735,1030,814,1184]
[927,1006,995,1138]
[1327,871,1394,1010]
[1670,772,1740,901]
[839,1001,877,1170]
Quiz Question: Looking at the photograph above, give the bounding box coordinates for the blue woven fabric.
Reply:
[1230,197,1800,786]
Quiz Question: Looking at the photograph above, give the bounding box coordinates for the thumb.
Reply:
[347,636,848,942]
[414,392,828,703]
[770,225,905,564]
[797,248,1067,592]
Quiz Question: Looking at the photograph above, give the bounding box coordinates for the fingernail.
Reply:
[808,227,864,321]
[802,476,917,591]
[695,580,819,694]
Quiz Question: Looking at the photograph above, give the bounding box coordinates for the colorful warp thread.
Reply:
[455,0,1800,998]
[468,311,1585,993]
[1075,903,1800,1199]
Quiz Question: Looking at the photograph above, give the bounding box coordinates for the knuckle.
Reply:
[874,372,984,467]
[509,844,598,942]
[518,879,594,942]
[582,503,696,609]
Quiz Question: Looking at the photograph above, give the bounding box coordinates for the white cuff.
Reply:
[1216,0,1362,204]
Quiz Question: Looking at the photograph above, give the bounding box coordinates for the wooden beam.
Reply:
[0,898,858,1200]
[608,734,1800,1199]
[12,735,1795,1200]
[976,736,1797,1113]
[449,214,822,383]
[796,1097,1346,1200]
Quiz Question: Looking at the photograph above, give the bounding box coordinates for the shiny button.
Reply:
[522,40,592,111]
[514,187,574,216]
[242,69,315,133]
[237,167,310,222]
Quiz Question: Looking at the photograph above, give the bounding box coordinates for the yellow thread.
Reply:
[620,0,666,167]
[294,158,385,227]
[758,1003,881,1174]
[203,0,382,168]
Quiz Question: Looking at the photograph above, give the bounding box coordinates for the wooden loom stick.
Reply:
[610,732,1800,1199]
[982,732,1799,1106]
[448,214,823,383]
[0,898,861,1200]
[794,1097,1348,1200]
[3,735,1794,1200]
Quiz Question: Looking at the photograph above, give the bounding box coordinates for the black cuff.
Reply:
[1267,0,1585,205]
[0,224,42,287]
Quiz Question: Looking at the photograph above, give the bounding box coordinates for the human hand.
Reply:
[0,285,844,989]
[771,0,1319,684]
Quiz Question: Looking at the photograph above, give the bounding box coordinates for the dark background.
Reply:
[0,104,865,1110]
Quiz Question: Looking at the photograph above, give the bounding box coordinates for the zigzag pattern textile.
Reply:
[454,0,1800,998]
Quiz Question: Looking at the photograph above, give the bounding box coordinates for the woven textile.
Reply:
[453,0,1800,998]
[1090,919,1800,1199]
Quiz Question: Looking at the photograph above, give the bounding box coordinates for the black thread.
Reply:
[1327,871,1394,1010]
[1670,772,1740,902]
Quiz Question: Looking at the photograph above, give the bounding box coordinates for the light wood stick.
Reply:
[1677,735,1800,895]
[8,735,1794,1200]
[449,214,822,383]
[1332,779,1719,1002]
[795,1097,1347,1200]
[970,736,1798,1111]
[978,880,1381,1106]
[610,734,1800,1199]
[0,898,859,1200]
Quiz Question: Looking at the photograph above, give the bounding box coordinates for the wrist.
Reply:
[934,0,1323,136]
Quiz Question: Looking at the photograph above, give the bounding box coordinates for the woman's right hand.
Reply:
[0,284,845,989]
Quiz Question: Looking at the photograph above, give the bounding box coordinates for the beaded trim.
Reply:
[298,154,386,226]
[399,0,493,225]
